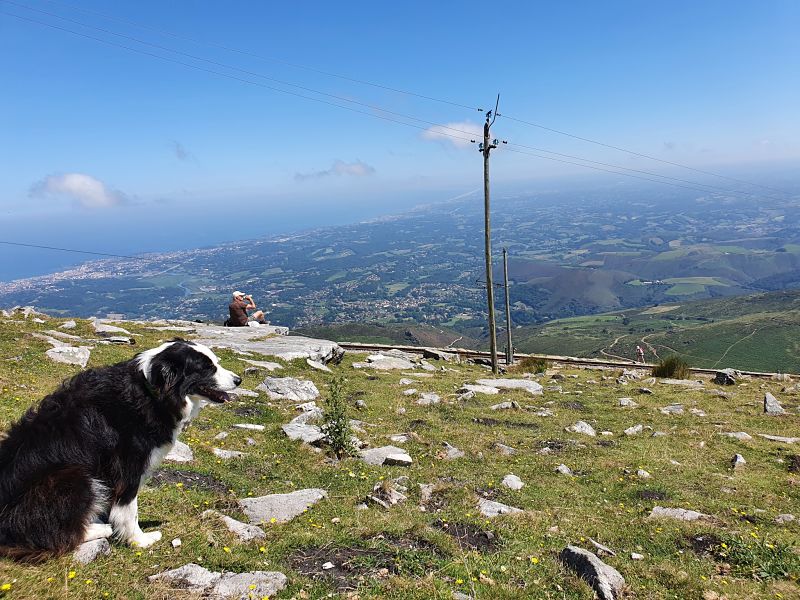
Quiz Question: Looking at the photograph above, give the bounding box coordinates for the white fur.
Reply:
[134,341,177,380]
[109,497,161,547]
[83,523,113,542]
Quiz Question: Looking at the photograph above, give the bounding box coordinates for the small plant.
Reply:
[652,355,690,379]
[513,355,550,374]
[716,534,800,581]
[321,374,356,459]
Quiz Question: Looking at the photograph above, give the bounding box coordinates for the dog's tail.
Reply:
[0,465,102,563]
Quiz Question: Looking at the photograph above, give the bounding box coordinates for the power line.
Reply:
[504,141,783,201]
[35,0,482,112]
[1,9,478,146]
[6,1,484,141]
[498,113,789,195]
[0,240,145,260]
[18,0,783,197]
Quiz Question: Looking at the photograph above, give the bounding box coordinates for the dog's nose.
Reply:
[233,375,242,387]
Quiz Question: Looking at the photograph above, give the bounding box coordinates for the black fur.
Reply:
[0,339,238,562]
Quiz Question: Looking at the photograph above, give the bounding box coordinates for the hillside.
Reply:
[512,289,800,373]
[1,310,798,599]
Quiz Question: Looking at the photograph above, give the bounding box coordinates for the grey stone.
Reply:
[148,563,221,590]
[440,442,465,460]
[452,592,473,600]
[281,422,325,445]
[631,552,644,560]
[638,387,653,395]
[423,348,458,362]
[660,404,684,415]
[566,420,596,437]
[618,397,638,408]
[359,445,408,466]
[588,537,616,557]
[73,538,111,565]
[231,388,259,398]
[559,545,625,600]
[490,400,520,410]
[389,433,410,444]
[690,408,707,417]
[637,469,651,479]
[659,378,703,388]
[212,448,245,459]
[502,474,524,490]
[648,506,708,521]
[478,498,523,518]
[714,368,739,385]
[238,488,327,524]
[758,433,800,444]
[241,359,283,372]
[775,514,795,525]
[45,346,91,368]
[202,510,266,542]
[493,442,517,455]
[399,377,416,385]
[402,388,418,396]
[92,320,133,336]
[257,377,320,401]
[416,392,440,406]
[460,384,500,395]
[418,483,435,505]
[475,378,543,395]
[367,479,408,508]
[556,464,574,476]
[624,424,643,436]
[164,441,193,463]
[353,353,416,370]
[209,571,288,599]
[764,392,786,415]
[731,454,746,470]
[355,399,367,409]
[721,431,753,442]
[384,452,413,466]
[195,324,342,363]
[233,423,265,431]
[60,319,77,329]
[306,358,332,373]
[214,431,229,440]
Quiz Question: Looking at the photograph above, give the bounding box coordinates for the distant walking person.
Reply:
[636,345,645,364]
[227,291,266,326]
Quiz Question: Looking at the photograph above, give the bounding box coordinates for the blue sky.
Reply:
[1,0,799,278]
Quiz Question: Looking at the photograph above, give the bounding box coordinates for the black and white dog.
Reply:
[0,339,241,562]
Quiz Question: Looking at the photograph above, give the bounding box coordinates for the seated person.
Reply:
[227,291,267,326]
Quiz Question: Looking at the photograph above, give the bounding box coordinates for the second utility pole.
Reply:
[480,95,500,374]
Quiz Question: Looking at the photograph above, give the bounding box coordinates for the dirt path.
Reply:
[640,334,660,360]
[600,334,631,361]
[712,328,759,368]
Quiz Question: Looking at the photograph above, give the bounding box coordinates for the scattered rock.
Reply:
[367,479,408,508]
[631,552,644,561]
[624,424,643,436]
[399,378,417,385]
[45,346,91,368]
[637,469,651,479]
[638,387,653,395]
[775,513,795,525]
[559,545,625,600]
[210,571,287,599]
[714,368,739,385]
[257,377,320,401]
[202,510,266,542]
[566,420,596,437]
[360,446,411,466]
[758,434,800,444]
[238,489,328,524]
[556,464,574,476]
[389,433,410,444]
[60,320,77,329]
[282,422,326,445]
[164,441,194,463]
[416,392,440,406]
[721,431,752,442]
[493,442,517,455]
[422,348,458,362]
[92,320,133,336]
[73,538,111,565]
[355,399,367,409]
[233,423,265,431]
[172,538,181,548]
[306,358,332,373]
[477,498,523,518]
[690,408,707,417]
[384,452,413,466]
[212,448,245,460]
[660,404,684,415]
[440,442,465,460]
[731,454,746,470]
[502,474,524,490]
[149,563,220,590]
[618,397,638,408]
[648,506,709,521]
[475,378,543,395]
[490,401,520,410]
[588,537,616,557]
[241,359,283,372]
[460,384,500,395]
[353,353,416,370]
[764,392,786,415]
[402,388,418,396]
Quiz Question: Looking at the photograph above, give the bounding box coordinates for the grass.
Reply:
[652,356,691,379]
[1,314,799,599]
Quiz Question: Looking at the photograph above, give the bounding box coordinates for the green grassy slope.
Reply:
[1,314,799,599]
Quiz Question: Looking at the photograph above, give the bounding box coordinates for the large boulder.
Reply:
[238,488,328,524]
[475,378,543,395]
[257,377,320,401]
[559,545,625,600]
[714,368,740,385]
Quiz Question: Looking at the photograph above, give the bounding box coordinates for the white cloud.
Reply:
[421,121,482,148]
[295,159,376,182]
[30,173,127,208]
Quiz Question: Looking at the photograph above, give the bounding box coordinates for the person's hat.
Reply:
[233,290,245,298]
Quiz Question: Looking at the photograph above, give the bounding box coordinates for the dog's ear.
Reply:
[146,355,185,409]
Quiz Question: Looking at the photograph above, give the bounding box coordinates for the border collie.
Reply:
[0,339,241,562]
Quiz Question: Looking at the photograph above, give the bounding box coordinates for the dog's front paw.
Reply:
[131,530,162,548]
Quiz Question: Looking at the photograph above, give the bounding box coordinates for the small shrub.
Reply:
[652,355,690,379]
[321,374,356,459]
[718,534,800,581]
[513,355,550,374]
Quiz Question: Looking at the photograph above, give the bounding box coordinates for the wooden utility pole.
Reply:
[503,247,513,365]
[480,95,500,374]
